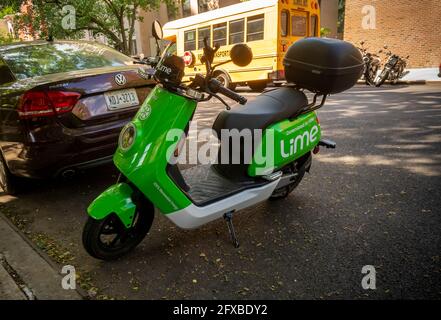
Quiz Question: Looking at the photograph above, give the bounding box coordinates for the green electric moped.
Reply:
[82,21,362,260]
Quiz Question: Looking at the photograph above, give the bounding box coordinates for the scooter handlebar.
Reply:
[208,79,247,105]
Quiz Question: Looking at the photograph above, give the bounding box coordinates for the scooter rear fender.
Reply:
[87,183,136,228]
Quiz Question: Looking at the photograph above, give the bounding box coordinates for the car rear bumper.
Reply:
[3,120,129,179]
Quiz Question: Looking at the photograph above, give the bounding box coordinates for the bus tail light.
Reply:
[269,70,285,81]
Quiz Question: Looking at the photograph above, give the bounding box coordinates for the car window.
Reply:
[198,27,211,50]
[0,58,15,85]
[310,15,318,37]
[281,10,289,37]
[247,14,264,42]
[229,19,244,45]
[1,42,133,79]
[292,15,307,37]
[161,42,177,60]
[184,30,196,51]
[213,23,227,47]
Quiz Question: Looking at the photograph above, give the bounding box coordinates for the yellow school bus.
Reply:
[163,0,320,90]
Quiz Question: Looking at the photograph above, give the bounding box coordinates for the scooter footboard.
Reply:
[87,183,136,228]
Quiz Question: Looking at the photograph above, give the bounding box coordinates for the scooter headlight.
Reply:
[119,123,137,151]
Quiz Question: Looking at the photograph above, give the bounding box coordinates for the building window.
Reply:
[182,0,191,18]
[184,30,196,51]
[130,39,138,56]
[198,27,211,49]
[229,19,244,44]
[213,23,227,47]
[292,15,307,37]
[247,14,264,42]
[310,15,318,37]
[281,10,289,37]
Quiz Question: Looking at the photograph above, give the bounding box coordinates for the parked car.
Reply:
[0,40,156,194]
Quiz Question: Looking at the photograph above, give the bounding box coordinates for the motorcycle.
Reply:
[357,41,381,86]
[375,45,410,86]
[82,21,362,260]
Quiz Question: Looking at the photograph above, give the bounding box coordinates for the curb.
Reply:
[0,214,83,300]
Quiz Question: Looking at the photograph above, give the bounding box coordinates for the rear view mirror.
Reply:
[152,20,163,40]
[230,44,253,67]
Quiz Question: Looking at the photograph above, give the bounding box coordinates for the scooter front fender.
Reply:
[87,183,136,228]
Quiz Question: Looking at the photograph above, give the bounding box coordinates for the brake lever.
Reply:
[213,93,231,110]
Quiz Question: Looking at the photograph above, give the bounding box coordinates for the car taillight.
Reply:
[19,91,81,119]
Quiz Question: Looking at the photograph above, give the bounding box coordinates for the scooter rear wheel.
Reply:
[82,199,154,260]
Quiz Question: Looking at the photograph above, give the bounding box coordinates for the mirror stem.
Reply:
[155,39,161,57]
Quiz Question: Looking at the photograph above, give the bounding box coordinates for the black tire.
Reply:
[215,71,236,91]
[365,64,378,86]
[0,153,18,195]
[248,80,267,92]
[82,197,154,260]
[375,69,389,87]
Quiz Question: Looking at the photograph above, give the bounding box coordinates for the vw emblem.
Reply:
[114,74,127,86]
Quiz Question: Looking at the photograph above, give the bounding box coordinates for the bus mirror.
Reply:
[152,20,163,40]
[230,44,253,67]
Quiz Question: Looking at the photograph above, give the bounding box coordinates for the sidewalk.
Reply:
[0,214,82,300]
[358,67,441,85]
[401,68,440,83]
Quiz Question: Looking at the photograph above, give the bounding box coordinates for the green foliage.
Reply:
[0,6,16,19]
[16,0,174,55]
[320,27,331,37]
[0,31,15,44]
[0,1,21,12]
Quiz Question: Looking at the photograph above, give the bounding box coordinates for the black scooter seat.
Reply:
[212,87,308,136]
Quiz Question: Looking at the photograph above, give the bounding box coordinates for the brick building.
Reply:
[343,0,441,68]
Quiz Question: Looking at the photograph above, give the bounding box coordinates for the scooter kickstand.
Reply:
[223,211,240,248]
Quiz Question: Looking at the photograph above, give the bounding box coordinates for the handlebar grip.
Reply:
[217,84,247,105]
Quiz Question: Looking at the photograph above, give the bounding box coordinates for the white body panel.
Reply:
[165,179,280,229]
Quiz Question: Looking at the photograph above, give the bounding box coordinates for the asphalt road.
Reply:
[1,84,440,299]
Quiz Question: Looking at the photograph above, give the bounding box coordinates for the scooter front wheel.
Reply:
[82,200,154,261]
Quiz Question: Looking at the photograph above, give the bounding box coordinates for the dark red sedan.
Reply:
[0,40,155,194]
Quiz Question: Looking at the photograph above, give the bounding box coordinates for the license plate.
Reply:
[104,89,139,110]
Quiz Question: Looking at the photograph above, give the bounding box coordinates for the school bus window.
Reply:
[213,23,227,46]
[198,27,211,49]
[292,15,306,36]
[184,30,196,51]
[310,15,318,36]
[247,14,264,42]
[294,0,308,5]
[281,10,289,37]
[229,19,244,44]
